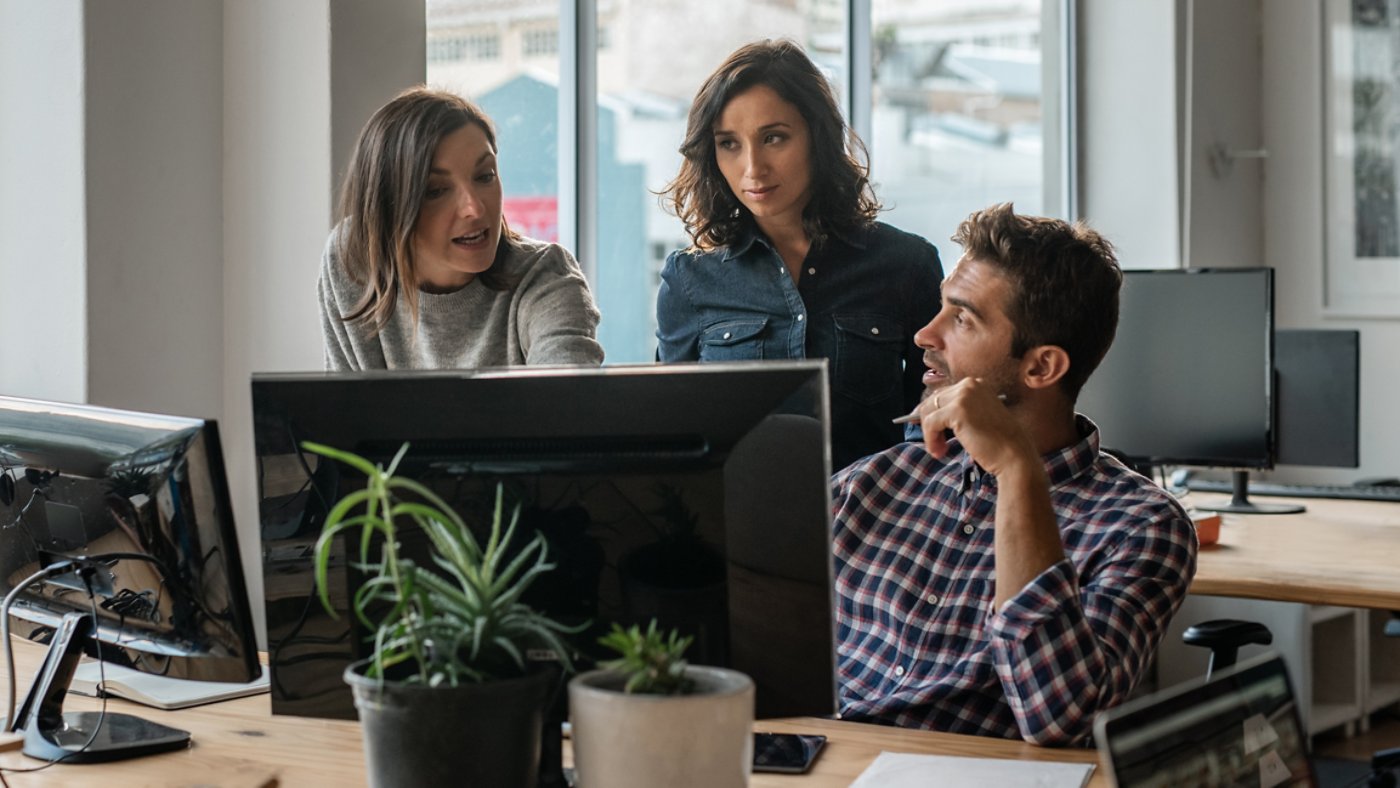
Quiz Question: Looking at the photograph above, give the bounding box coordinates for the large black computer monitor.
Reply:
[1076,268,1299,514]
[1275,329,1361,469]
[252,362,837,721]
[0,396,261,763]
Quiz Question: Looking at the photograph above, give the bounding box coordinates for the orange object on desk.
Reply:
[1190,510,1222,546]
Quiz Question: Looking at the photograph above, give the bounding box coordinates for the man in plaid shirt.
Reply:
[832,203,1197,746]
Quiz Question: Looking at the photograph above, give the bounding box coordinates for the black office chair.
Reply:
[1181,618,1274,679]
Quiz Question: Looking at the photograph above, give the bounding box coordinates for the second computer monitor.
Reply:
[1274,329,1360,468]
[1078,268,1276,470]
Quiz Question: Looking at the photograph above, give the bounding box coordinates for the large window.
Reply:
[428,1,561,245]
[871,0,1067,249]
[428,0,1070,363]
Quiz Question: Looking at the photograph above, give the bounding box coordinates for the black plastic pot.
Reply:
[344,660,552,788]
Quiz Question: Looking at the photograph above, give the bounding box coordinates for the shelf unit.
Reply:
[1364,609,1400,729]
[1155,595,1397,741]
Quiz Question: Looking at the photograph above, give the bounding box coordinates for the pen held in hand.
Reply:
[892,393,1008,425]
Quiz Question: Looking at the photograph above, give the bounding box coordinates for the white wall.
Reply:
[0,0,87,403]
[1261,0,1400,482]
[1079,0,1182,268]
[223,0,424,643]
[84,1,224,418]
[222,0,336,646]
[1083,0,1399,481]
[0,1,424,646]
[1184,0,1263,270]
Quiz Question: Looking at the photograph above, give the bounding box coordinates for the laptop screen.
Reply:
[1094,653,1317,787]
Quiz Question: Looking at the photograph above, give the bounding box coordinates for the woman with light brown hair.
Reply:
[319,86,603,370]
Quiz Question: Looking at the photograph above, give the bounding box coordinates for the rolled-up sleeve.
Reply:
[988,514,1198,745]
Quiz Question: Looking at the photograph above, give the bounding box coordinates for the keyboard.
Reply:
[1181,477,1400,502]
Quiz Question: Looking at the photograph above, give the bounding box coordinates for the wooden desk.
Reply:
[0,640,1103,786]
[1188,495,1400,609]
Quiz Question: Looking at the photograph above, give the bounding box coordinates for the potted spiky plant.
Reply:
[568,620,753,788]
[305,441,579,788]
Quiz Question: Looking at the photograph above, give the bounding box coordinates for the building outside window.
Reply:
[871,0,1060,256]
[523,27,559,57]
[427,32,501,62]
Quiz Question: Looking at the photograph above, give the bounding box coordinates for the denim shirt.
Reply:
[656,221,943,470]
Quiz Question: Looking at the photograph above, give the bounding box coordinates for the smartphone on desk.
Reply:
[752,732,827,774]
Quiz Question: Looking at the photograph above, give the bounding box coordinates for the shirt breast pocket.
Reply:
[833,314,904,405]
[699,317,768,361]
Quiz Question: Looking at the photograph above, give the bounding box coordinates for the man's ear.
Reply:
[1019,345,1071,391]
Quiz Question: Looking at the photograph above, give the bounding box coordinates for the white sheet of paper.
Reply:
[1242,712,1280,755]
[1258,749,1292,788]
[849,751,1096,788]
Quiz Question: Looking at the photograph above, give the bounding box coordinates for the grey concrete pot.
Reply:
[569,666,754,788]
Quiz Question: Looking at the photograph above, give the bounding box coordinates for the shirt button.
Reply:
[796,314,805,321]
[722,332,732,340]
[807,267,816,275]
[870,327,880,335]
[926,594,939,606]
[963,524,975,535]
[893,665,905,677]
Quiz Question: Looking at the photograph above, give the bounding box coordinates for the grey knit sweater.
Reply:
[318,231,605,370]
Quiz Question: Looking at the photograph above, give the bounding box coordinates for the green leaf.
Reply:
[301,441,378,477]
[305,443,584,686]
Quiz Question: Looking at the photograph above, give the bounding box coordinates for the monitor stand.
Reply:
[1192,470,1306,515]
[12,612,190,763]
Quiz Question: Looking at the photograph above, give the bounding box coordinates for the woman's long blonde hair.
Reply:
[335,86,518,334]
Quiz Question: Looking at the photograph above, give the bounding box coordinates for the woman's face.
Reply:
[411,122,504,293]
[713,84,813,231]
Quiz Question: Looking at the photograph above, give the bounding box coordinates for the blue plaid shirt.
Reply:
[831,416,1197,745]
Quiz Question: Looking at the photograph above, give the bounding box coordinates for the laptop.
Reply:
[1094,652,1318,787]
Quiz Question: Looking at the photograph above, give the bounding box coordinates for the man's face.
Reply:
[913,255,1025,404]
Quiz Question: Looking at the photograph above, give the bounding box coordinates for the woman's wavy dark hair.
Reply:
[335,86,519,335]
[663,39,881,251]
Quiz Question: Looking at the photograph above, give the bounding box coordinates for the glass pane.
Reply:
[593,1,845,363]
[427,0,562,244]
[871,0,1058,254]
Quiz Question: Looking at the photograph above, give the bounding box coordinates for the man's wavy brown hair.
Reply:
[953,203,1122,400]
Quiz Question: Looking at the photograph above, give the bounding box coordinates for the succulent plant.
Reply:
[596,619,695,695]
[305,440,578,685]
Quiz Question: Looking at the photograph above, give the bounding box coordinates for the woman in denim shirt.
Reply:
[657,40,943,470]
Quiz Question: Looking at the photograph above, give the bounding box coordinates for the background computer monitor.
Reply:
[1274,329,1361,469]
[1076,268,1296,514]
[0,396,261,762]
[252,362,837,721]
